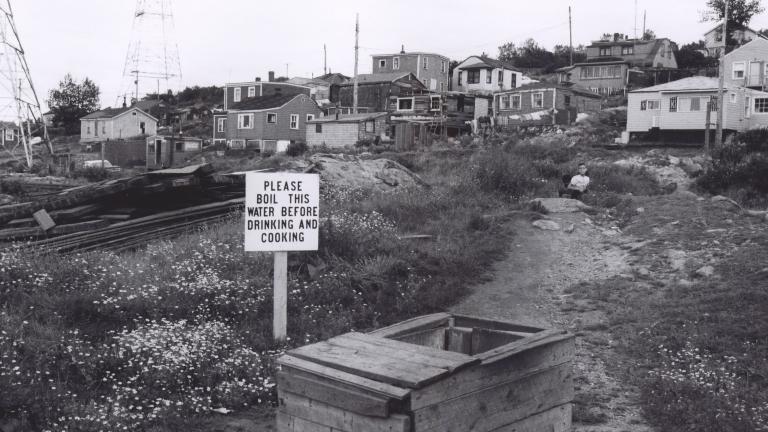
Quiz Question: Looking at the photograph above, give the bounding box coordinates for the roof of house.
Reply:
[587,38,673,67]
[336,72,421,86]
[459,55,519,71]
[629,76,752,93]
[316,72,351,83]
[371,51,449,59]
[287,77,330,86]
[228,93,308,111]
[723,36,768,58]
[308,112,388,124]
[81,106,157,121]
[0,121,16,129]
[499,81,601,98]
[704,22,759,36]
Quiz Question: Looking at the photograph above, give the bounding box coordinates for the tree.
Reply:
[675,41,719,69]
[47,74,100,134]
[642,29,657,40]
[498,42,517,63]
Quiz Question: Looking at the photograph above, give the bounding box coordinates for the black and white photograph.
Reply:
[0,0,767,430]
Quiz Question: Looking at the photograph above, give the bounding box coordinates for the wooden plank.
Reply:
[49,204,103,221]
[288,340,450,389]
[393,327,445,351]
[337,332,475,369]
[489,403,571,432]
[277,371,390,418]
[147,163,214,176]
[279,391,410,432]
[471,328,526,355]
[476,330,572,364]
[413,363,573,432]
[33,209,56,231]
[409,337,574,410]
[97,214,132,221]
[277,411,337,432]
[368,313,451,338]
[277,355,410,400]
[446,327,473,355]
[5,218,36,228]
[451,314,544,334]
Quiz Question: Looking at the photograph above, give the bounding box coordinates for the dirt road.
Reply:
[452,209,654,432]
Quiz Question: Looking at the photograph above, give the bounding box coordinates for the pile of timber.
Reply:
[0,164,245,253]
[277,313,575,432]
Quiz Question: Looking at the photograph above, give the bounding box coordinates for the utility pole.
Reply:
[324,44,327,75]
[643,10,646,37]
[715,1,728,146]
[568,6,573,66]
[353,13,359,114]
[634,0,637,39]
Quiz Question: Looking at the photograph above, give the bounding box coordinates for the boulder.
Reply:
[695,265,715,278]
[530,198,594,213]
[532,219,561,231]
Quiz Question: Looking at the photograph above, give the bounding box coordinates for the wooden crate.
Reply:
[277,313,574,432]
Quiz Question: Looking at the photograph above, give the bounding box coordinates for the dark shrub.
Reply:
[285,141,308,156]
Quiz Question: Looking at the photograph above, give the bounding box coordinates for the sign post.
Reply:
[245,172,320,342]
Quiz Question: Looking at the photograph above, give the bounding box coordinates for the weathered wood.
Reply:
[445,327,473,355]
[277,371,390,418]
[368,313,451,338]
[147,163,215,176]
[489,403,571,432]
[392,327,445,351]
[471,328,526,355]
[279,391,411,432]
[5,218,35,228]
[49,204,103,221]
[476,329,572,364]
[274,251,288,342]
[288,340,450,389]
[0,219,109,241]
[451,314,544,334]
[277,411,336,432]
[413,363,573,432]
[277,355,410,401]
[33,209,56,231]
[337,332,476,370]
[97,214,133,221]
[409,336,574,410]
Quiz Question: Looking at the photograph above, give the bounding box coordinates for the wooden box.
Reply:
[277,313,575,432]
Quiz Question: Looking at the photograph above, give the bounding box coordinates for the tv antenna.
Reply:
[120,0,182,104]
[0,0,51,167]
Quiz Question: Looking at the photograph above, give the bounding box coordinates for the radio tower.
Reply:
[0,0,51,167]
[121,0,182,103]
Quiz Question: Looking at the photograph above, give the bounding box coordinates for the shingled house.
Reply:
[330,72,426,113]
[493,82,601,126]
[80,106,158,143]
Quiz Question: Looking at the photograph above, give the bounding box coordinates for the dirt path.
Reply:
[452,210,654,432]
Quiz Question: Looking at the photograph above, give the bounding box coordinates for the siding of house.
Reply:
[451,56,523,94]
[332,79,424,112]
[705,27,759,57]
[306,123,360,148]
[724,38,768,88]
[372,53,450,92]
[564,63,628,96]
[226,94,321,145]
[224,83,311,110]
[81,109,157,143]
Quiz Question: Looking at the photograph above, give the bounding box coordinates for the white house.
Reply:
[80,106,158,143]
[704,22,761,57]
[627,76,768,134]
[451,55,524,95]
[723,36,768,89]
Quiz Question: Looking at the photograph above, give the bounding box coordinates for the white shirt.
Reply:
[568,174,590,192]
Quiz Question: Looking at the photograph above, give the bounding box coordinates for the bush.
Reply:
[285,141,308,157]
[72,166,109,182]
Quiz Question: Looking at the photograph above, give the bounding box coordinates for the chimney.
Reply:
[400,44,405,54]
[122,96,127,108]
[268,71,275,82]
[255,76,261,82]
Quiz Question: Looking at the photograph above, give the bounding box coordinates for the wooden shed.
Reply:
[277,313,574,432]
[146,135,203,169]
[394,120,434,151]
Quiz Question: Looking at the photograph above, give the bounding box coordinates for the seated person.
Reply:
[559,163,590,200]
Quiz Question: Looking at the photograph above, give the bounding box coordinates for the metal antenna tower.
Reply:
[121,0,182,103]
[0,0,51,167]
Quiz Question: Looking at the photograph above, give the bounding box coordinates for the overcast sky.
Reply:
[12,0,768,110]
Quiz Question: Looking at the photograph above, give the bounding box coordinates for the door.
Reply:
[652,115,660,128]
[749,61,762,87]
[155,139,162,165]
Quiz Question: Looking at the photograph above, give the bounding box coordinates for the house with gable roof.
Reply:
[80,106,158,143]
[723,36,768,90]
[704,22,761,57]
[371,47,450,92]
[451,55,525,95]
[330,72,427,113]
[223,93,322,153]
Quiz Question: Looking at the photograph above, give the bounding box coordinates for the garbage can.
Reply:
[277,313,574,432]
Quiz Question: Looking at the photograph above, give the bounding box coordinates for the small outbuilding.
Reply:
[146,135,203,169]
[306,112,388,148]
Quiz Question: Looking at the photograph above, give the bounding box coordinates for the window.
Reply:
[440,82,445,92]
[234,88,241,102]
[621,46,634,55]
[393,57,399,70]
[237,113,254,128]
[709,96,718,111]
[500,95,510,109]
[564,95,571,107]
[690,97,701,111]
[441,60,446,73]
[511,94,521,109]
[306,114,315,122]
[599,47,610,56]
[510,73,516,88]
[498,70,503,83]
[733,62,746,79]
[267,113,277,123]
[458,71,463,85]
[102,125,106,135]
[248,86,256,97]
[217,118,225,132]
[486,70,492,84]
[365,120,375,133]
[315,123,322,133]
[397,98,414,111]
[754,98,768,113]
[467,70,480,84]
[379,59,386,68]
[5,129,12,140]
[531,92,544,108]
[175,141,184,152]
[423,57,428,69]
[648,100,660,110]
[669,96,677,112]
[640,100,647,110]
[86,124,91,135]
[730,93,737,104]
[430,97,441,110]
[289,114,299,130]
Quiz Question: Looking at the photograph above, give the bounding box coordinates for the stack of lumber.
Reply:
[0,164,246,253]
[277,313,575,432]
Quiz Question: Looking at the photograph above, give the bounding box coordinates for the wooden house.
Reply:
[388,92,491,136]
[0,121,18,147]
[704,22,761,57]
[306,112,388,148]
[330,72,426,112]
[627,76,768,136]
[494,82,601,127]
[451,55,524,95]
[224,78,311,110]
[372,47,450,92]
[723,37,768,90]
[80,106,158,143]
[146,135,203,169]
